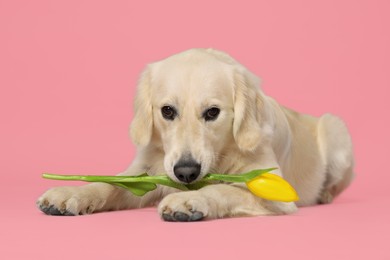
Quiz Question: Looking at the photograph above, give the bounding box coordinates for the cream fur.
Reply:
[37,48,354,220]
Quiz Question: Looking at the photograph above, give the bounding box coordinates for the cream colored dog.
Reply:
[37,49,354,221]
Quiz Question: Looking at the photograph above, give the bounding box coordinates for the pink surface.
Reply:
[1,0,389,259]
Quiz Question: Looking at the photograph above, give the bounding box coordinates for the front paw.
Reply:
[158,191,210,222]
[36,186,104,216]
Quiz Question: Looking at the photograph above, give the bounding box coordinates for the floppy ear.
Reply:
[233,70,268,152]
[130,67,153,147]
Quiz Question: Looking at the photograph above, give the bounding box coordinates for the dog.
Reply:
[37,48,354,221]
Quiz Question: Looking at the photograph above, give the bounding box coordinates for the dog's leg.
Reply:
[37,149,167,216]
[158,159,298,221]
[316,114,355,204]
[37,182,144,216]
[158,183,297,221]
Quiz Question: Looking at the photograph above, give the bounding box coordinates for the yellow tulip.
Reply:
[246,173,299,202]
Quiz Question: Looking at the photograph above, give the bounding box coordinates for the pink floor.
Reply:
[2,182,389,259]
[1,0,390,259]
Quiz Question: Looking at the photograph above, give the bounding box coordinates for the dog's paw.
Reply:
[158,191,210,222]
[36,186,105,216]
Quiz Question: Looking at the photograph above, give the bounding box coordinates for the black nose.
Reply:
[174,159,201,184]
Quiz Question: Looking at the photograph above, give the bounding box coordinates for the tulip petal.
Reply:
[246,173,299,202]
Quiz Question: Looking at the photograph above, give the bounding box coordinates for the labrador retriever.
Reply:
[37,48,354,221]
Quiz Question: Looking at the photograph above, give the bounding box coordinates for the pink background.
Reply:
[1,0,389,259]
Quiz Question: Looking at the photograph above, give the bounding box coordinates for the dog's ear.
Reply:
[130,67,153,147]
[233,70,269,152]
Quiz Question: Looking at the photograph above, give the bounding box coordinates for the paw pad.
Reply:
[39,204,75,216]
[162,210,204,222]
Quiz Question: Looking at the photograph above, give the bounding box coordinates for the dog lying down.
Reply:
[37,49,354,221]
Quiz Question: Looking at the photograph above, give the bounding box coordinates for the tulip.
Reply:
[43,168,299,202]
[246,173,299,202]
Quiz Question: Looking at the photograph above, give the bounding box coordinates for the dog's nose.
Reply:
[174,159,201,184]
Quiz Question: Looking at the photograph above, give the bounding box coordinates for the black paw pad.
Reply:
[162,213,175,222]
[174,212,189,221]
[189,211,204,221]
[162,211,204,222]
[39,205,75,216]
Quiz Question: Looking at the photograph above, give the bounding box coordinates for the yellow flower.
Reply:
[246,173,299,202]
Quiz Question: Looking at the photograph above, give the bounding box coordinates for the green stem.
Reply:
[42,167,277,195]
[42,173,189,191]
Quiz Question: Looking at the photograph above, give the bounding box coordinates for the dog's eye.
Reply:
[161,106,177,120]
[203,107,220,121]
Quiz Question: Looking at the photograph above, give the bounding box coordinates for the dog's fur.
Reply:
[37,49,354,220]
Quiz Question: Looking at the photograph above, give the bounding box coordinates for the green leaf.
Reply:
[204,168,277,182]
[136,175,189,191]
[111,182,157,196]
[185,180,212,190]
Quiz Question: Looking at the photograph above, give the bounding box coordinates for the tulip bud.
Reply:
[246,173,299,202]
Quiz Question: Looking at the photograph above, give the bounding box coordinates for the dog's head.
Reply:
[130,49,271,183]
